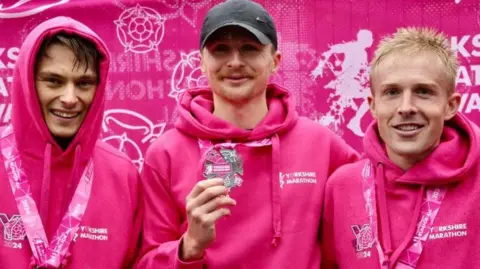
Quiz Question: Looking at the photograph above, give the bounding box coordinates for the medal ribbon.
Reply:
[1,125,94,268]
[361,161,446,269]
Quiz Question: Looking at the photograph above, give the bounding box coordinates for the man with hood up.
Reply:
[137,0,359,268]
[0,17,142,268]
[321,27,480,269]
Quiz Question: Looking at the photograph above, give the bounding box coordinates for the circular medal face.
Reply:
[203,147,244,190]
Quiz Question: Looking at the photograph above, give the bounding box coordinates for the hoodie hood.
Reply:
[12,16,110,162]
[363,112,476,185]
[362,112,477,268]
[174,84,298,141]
[9,18,109,265]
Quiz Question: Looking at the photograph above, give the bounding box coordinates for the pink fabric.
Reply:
[0,1,477,169]
[322,113,480,269]
[138,84,359,268]
[0,17,142,268]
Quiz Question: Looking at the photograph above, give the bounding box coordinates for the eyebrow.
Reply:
[37,71,98,81]
[36,72,63,79]
[413,82,439,90]
[379,82,439,90]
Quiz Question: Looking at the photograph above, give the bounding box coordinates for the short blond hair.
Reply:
[371,27,458,93]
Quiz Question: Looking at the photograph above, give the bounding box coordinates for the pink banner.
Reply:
[0,0,478,170]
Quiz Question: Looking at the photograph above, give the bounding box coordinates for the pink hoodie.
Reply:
[0,17,142,268]
[137,85,359,269]
[322,113,480,269]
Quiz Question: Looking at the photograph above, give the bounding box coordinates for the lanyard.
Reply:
[361,161,446,269]
[1,125,94,268]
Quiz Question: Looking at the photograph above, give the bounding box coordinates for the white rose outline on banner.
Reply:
[169,51,208,101]
[311,29,373,137]
[115,4,166,54]
[158,0,212,28]
[0,0,69,18]
[102,109,166,171]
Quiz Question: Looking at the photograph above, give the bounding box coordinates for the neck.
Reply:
[54,136,73,151]
[213,93,268,129]
[386,142,438,171]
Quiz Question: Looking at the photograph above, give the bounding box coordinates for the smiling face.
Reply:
[200,26,281,104]
[35,43,98,139]
[369,52,461,169]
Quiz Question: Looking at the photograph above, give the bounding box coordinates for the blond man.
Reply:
[321,27,479,269]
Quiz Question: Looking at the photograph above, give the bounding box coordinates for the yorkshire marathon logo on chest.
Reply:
[429,223,468,240]
[203,148,244,190]
[0,212,110,250]
[0,213,27,249]
[73,226,109,242]
[279,171,317,188]
[351,224,375,259]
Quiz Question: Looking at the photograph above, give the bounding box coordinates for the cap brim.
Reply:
[201,22,271,48]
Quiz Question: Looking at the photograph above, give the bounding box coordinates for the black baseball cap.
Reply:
[200,0,278,50]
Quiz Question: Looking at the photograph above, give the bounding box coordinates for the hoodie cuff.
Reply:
[173,237,205,269]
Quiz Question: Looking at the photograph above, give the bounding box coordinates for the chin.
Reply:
[393,143,432,158]
[49,127,78,139]
[218,91,251,102]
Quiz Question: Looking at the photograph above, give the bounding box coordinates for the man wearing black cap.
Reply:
[137,1,359,268]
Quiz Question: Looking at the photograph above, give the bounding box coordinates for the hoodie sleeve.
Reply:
[122,168,144,268]
[328,134,360,177]
[136,156,204,269]
[320,173,339,269]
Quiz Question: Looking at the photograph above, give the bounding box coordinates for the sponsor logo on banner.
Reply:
[0,47,19,126]
[157,0,212,27]
[169,50,208,101]
[102,109,166,171]
[115,5,167,54]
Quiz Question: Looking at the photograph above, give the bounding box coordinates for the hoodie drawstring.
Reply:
[375,163,393,266]
[35,144,81,268]
[389,185,425,267]
[375,163,426,268]
[40,143,52,228]
[270,134,282,246]
[59,145,82,268]
[62,145,82,214]
[31,143,52,269]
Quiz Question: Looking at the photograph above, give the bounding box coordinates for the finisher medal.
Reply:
[203,147,244,190]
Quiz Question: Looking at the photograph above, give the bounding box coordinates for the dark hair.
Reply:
[35,33,100,74]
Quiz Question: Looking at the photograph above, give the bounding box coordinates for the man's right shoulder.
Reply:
[143,127,194,166]
[147,128,189,153]
[326,159,368,188]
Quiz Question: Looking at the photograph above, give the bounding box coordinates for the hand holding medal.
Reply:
[181,139,271,261]
[180,142,246,261]
[182,177,237,261]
